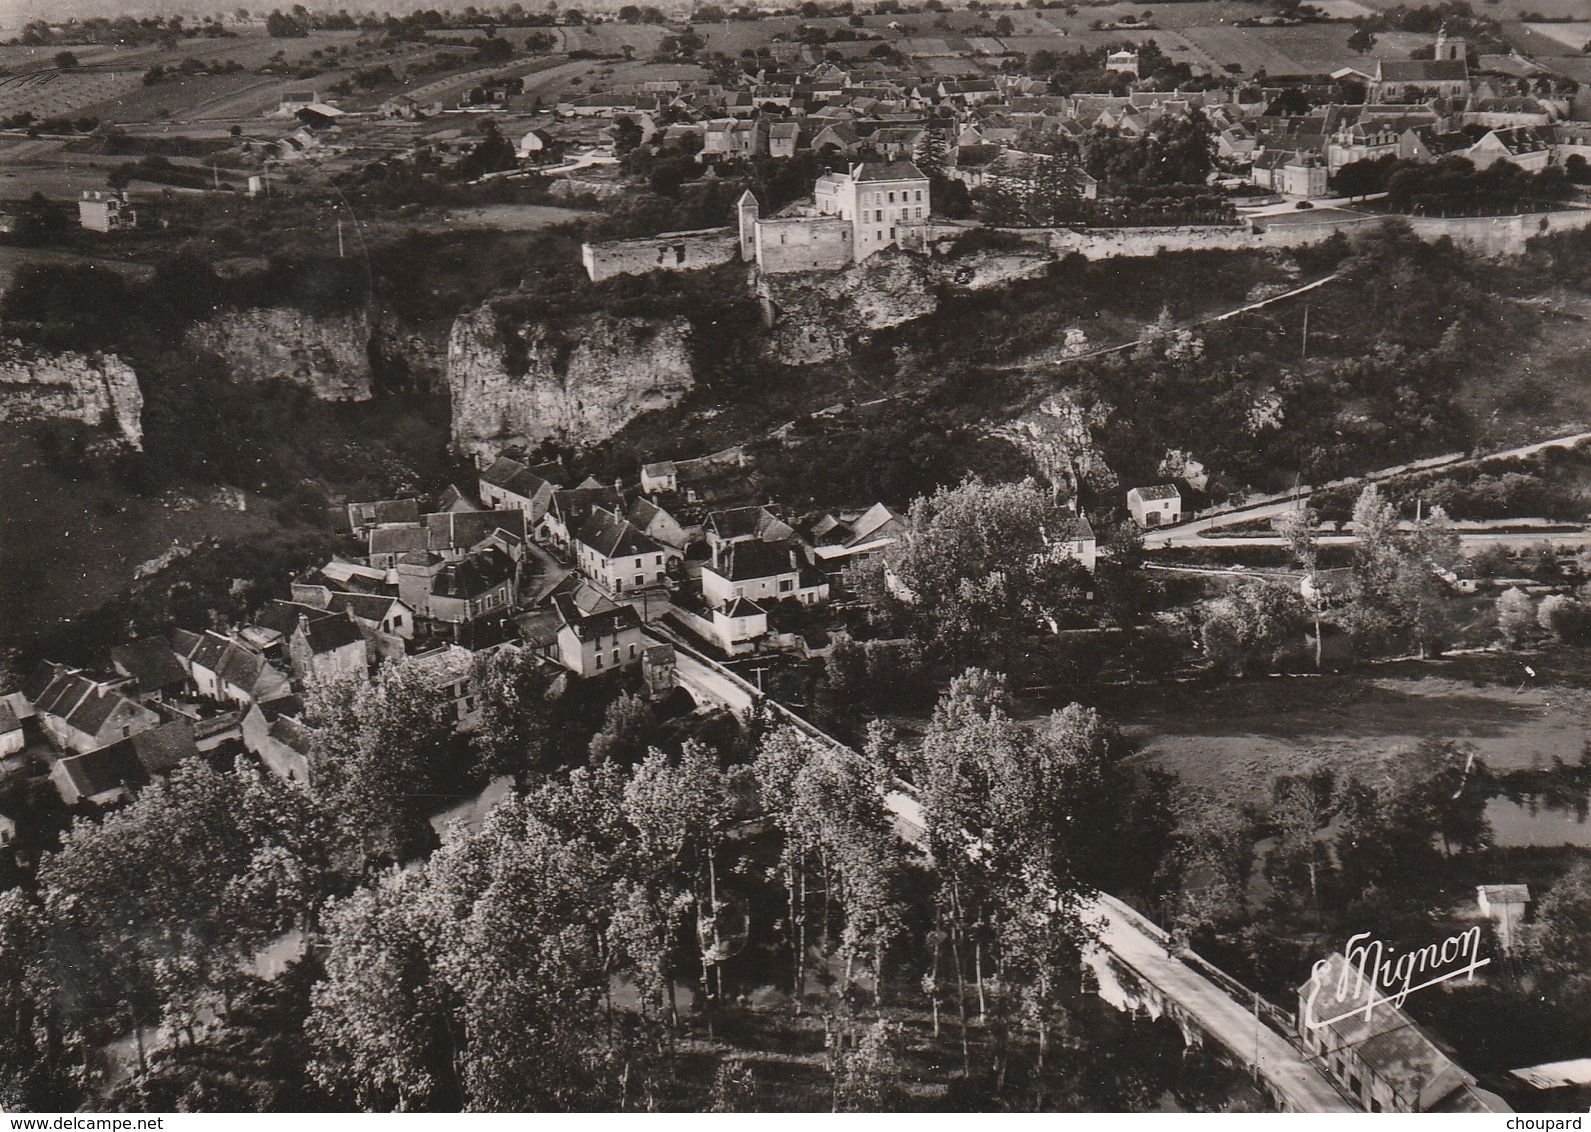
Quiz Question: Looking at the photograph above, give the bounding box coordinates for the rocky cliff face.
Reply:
[447,304,694,459]
[757,246,1054,364]
[0,343,143,447]
[993,393,1116,500]
[184,307,448,401]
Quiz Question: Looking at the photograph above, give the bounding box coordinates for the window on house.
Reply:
[915,207,923,218]
[596,654,604,669]
[890,227,896,239]
[122,725,131,738]
[655,555,662,566]
[916,190,923,201]
[779,579,793,592]
[635,575,644,587]
[612,649,620,666]
[888,191,895,202]
[629,644,637,658]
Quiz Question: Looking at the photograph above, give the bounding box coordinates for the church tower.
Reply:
[1434,25,1465,61]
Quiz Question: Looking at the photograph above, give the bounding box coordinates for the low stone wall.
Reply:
[995,208,1591,263]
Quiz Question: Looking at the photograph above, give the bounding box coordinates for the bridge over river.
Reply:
[658,628,1356,1112]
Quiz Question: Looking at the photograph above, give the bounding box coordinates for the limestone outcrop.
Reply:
[756,245,1053,364]
[0,342,143,447]
[447,304,694,459]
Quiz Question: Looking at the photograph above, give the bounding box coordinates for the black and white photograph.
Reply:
[0,0,1589,1116]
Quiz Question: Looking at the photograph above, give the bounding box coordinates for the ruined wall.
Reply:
[754,216,854,274]
[447,304,694,459]
[581,228,740,282]
[0,343,143,447]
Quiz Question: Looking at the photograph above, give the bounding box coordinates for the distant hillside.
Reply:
[3,0,675,27]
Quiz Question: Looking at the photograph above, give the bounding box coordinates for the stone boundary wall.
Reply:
[991,208,1591,262]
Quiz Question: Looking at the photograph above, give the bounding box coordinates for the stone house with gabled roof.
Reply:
[171,629,292,709]
[0,702,21,759]
[396,546,517,627]
[704,505,797,558]
[1127,484,1182,529]
[1299,952,1510,1112]
[29,664,160,755]
[242,697,318,786]
[702,540,829,610]
[110,637,189,701]
[574,506,677,594]
[288,610,369,688]
[477,455,568,521]
[549,591,645,676]
[50,718,197,807]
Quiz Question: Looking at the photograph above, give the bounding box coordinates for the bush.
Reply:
[1538,594,1591,644]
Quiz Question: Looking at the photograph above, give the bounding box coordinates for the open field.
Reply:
[441,203,595,229]
[1521,22,1591,52]
[1092,653,1591,804]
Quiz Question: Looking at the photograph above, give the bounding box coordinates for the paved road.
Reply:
[1145,429,1591,551]
[1082,894,1354,1113]
[651,631,758,714]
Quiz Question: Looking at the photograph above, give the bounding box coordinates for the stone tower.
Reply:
[735,189,759,263]
[1434,25,1465,61]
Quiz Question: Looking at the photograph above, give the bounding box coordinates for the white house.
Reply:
[702,540,829,610]
[813,161,932,261]
[573,506,676,594]
[1127,484,1182,528]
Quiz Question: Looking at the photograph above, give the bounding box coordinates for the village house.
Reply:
[27,665,160,756]
[396,546,517,628]
[1127,485,1183,529]
[78,190,137,233]
[50,719,198,808]
[287,610,369,688]
[346,497,421,534]
[1106,49,1141,77]
[705,505,798,559]
[1251,150,1328,198]
[1049,514,1099,573]
[806,502,907,588]
[293,559,397,602]
[0,703,23,759]
[1465,125,1551,171]
[702,540,830,610]
[1299,952,1511,1112]
[410,644,485,729]
[627,496,701,559]
[478,455,567,520]
[1476,884,1530,954]
[573,506,676,595]
[242,697,317,786]
[813,161,932,261]
[109,638,189,702]
[544,588,649,677]
[171,629,293,709]
[542,484,625,555]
